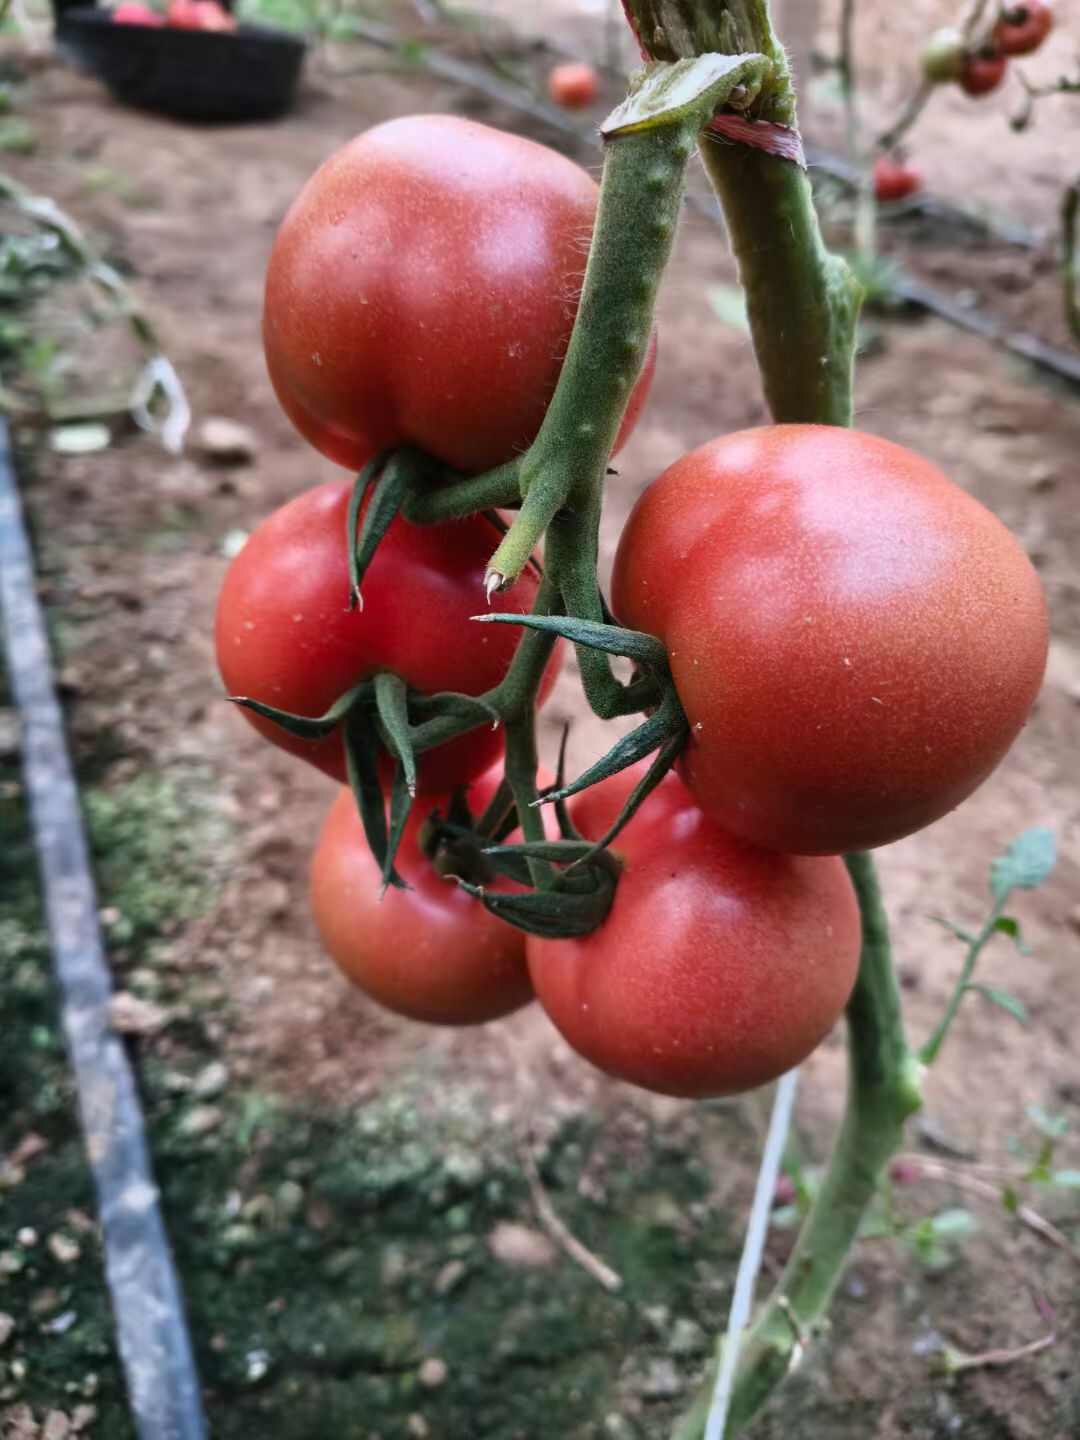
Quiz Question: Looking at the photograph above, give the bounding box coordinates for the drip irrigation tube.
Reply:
[0,419,207,1440]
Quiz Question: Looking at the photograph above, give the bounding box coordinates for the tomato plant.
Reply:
[214,481,560,792]
[612,425,1048,855]
[873,154,922,203]
[263,115,655,475]
[548,62,601,109]
[993,2,1054,56]
[527,766,861,1097]
[311,769,534,1025]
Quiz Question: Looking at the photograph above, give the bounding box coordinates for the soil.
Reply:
[1,3,1078,1439]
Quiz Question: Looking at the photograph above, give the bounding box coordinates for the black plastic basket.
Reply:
[55,6,306,122]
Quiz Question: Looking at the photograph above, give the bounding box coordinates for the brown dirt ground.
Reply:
[2,0,1079,1435]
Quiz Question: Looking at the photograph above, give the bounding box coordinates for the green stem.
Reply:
[401,459,521,525]
[485,121,693,588]
[918,896,1007,1067]
[674,855,922,1440]
[698,138,862,426]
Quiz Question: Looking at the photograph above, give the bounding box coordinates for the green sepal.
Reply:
[373,671,417,797]
[568,730,683,864]
[343,705,405,890]
[228,681,369,740]
[544,689,688,808]
[348,449,409,609]
[381,763,414,892]
[457,852,619,939]
[475,612,669,670]
[409,690,502,731]
[475,777,518,844]
[601,53,770,138]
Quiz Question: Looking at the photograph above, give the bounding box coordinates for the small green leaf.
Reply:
[706,284,749,332]
[230,681,367,740]
[990,827,1056,902]
[963,983,1028,1026]
[992,915,1031,954]
[1001,1185,1019,1214]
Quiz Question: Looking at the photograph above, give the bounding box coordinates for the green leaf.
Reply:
[706,284,749,332]
[992,915,1030,954]
[963,983,1028,1026]
[230,681,368,741]
[990,827,1056,902]
[478,612,669,670]
[1001,1185,1019,1213]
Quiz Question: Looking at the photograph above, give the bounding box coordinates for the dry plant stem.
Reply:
[674,856,921,1439]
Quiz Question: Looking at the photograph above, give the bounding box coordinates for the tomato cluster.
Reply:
[922,3,1054,98]
[221,112,1048,1104]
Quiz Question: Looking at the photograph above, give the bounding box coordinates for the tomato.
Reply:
[959,50,1008,96]
[166,0,236,28]
[263,115,655,476]
[993,3,1053,56]
[113,3,164,23]
[873,155,922,203]
[612,425,1048,855]
[215,481,561,792]
[311,770,534,1025]
[527,765,861,1098]
[547,62,600,110]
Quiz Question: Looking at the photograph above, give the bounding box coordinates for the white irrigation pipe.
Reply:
[0,420,207,1440]
[704,1068,799,1440]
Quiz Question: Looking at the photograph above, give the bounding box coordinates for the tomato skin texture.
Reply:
[311,775,533,1025]
[612,425,1048,855]
[215,482,560,793]
[527,767,861,1098]
[264,116,655,476]
[873,156,922,203]
[959,51,1008,96]
[113,4,165,24]
[993,3,1053,56]
[548,62,600,109]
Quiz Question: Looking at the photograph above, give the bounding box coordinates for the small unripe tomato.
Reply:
[993,2,1053,56]
[921,26,967,83]
[547,62,600,110]
[873,155,922,203]
[959,49,1009,96]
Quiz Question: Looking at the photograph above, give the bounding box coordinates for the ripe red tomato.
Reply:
[263,115,655,476]
[311,770,533,1025]
[612,426,1048,855]
[873,155,922,203]
[215,481,561,792]
[993,3,1053,56]
[527,766,861,1098]
[959,50,1008,96]
[547,62,600,110]
[166,0,236,28]
[113,3,164,24]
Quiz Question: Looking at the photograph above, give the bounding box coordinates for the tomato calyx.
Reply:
[228,673,501,888]
[461,839,622,939]
[475,610,689,836]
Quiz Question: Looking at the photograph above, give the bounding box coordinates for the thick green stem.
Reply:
[674,856,922,1440]
[699,139,862,426]
[486,122,693,588]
